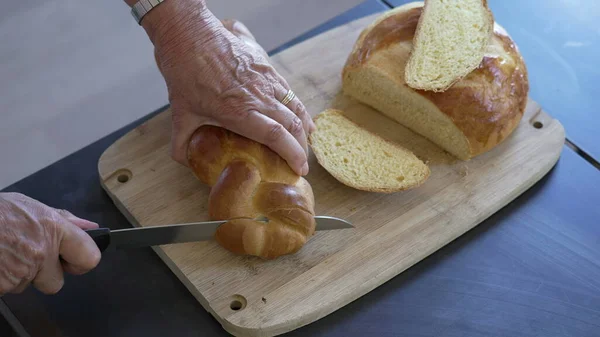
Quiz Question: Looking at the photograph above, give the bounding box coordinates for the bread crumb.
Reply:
[309,109,430,192]
[262,297,267,304]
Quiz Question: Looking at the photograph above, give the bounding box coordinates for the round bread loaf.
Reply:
[342,1,529,160]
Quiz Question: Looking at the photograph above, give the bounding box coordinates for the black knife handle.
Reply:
[84,228,111,252]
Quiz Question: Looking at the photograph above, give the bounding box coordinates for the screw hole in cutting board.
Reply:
[115,169,132,183]
[229,294,247,311]
[230,300,242,311]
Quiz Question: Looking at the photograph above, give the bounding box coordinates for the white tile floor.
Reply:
[0,0,362,189]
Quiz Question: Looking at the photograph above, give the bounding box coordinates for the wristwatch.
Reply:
[131,0,165,24]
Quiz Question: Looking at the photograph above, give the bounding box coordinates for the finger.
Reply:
[58,222,101,276]
[218,110,308,176]
[274,84,315,137]
[271,71,317,133]
[272,101,309,157]
[0,269,22,295]
[0,278,15,296]
[57,212,99,274]
[5,262,35,294]
[61,260,89,276]
[10,279,31,294]
[0,247,36,294]
[54,209,98,230]
[31,256,64,295]
[170,107,216,166]
[263,86,309,156]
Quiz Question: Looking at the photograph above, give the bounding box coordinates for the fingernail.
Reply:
[301,162,309,176]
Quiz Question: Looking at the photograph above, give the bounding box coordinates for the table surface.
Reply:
[2,1,600,336]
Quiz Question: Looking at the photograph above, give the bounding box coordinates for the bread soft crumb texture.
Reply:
[405,0,494,91]
[341,2,528,161]
[309,109,430,193]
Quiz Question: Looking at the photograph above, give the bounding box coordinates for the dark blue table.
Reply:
[2,1,599,336]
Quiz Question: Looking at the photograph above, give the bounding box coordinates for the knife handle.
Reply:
[85,228,111,252]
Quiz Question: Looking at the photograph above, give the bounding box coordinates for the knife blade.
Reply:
[85,216,353,252]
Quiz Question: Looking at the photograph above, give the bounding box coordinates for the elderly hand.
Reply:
[137,0,315,176]
[0,193,101,296]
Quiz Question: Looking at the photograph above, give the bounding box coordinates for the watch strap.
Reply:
[131,0,165,25]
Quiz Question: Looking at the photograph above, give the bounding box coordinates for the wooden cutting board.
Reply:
[98,12,565,337]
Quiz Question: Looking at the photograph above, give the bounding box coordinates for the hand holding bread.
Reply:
[172,17,317,259]
[147,0,314,177]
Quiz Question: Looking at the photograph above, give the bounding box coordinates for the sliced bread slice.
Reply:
[308,109,430,193]
[405,0,494,91]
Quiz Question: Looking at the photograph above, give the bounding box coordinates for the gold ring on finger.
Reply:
[280,89,295,106]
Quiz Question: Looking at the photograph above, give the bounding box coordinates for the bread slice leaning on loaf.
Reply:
[308,109,430,193]
[342,2,529,160]
[405,0,494,91]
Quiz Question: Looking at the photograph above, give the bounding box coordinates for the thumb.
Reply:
[170,107,217,166]
[30,216,101,294]
[54,208,98,230]
[59,222,101,276]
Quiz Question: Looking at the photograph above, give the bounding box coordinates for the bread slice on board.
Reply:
[342,2,528,160]
[308,109,430,193]
[405,0,494,92]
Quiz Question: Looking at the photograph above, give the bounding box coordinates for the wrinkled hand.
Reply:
[0,193,101,296]
[143,0,315,176]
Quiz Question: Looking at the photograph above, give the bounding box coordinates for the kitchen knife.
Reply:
[85,216,353,252]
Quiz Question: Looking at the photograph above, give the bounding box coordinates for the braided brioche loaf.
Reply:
[187,125,316,259]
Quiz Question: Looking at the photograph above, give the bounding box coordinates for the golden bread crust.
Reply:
[187,126,316,259]
[343,2,529,159]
